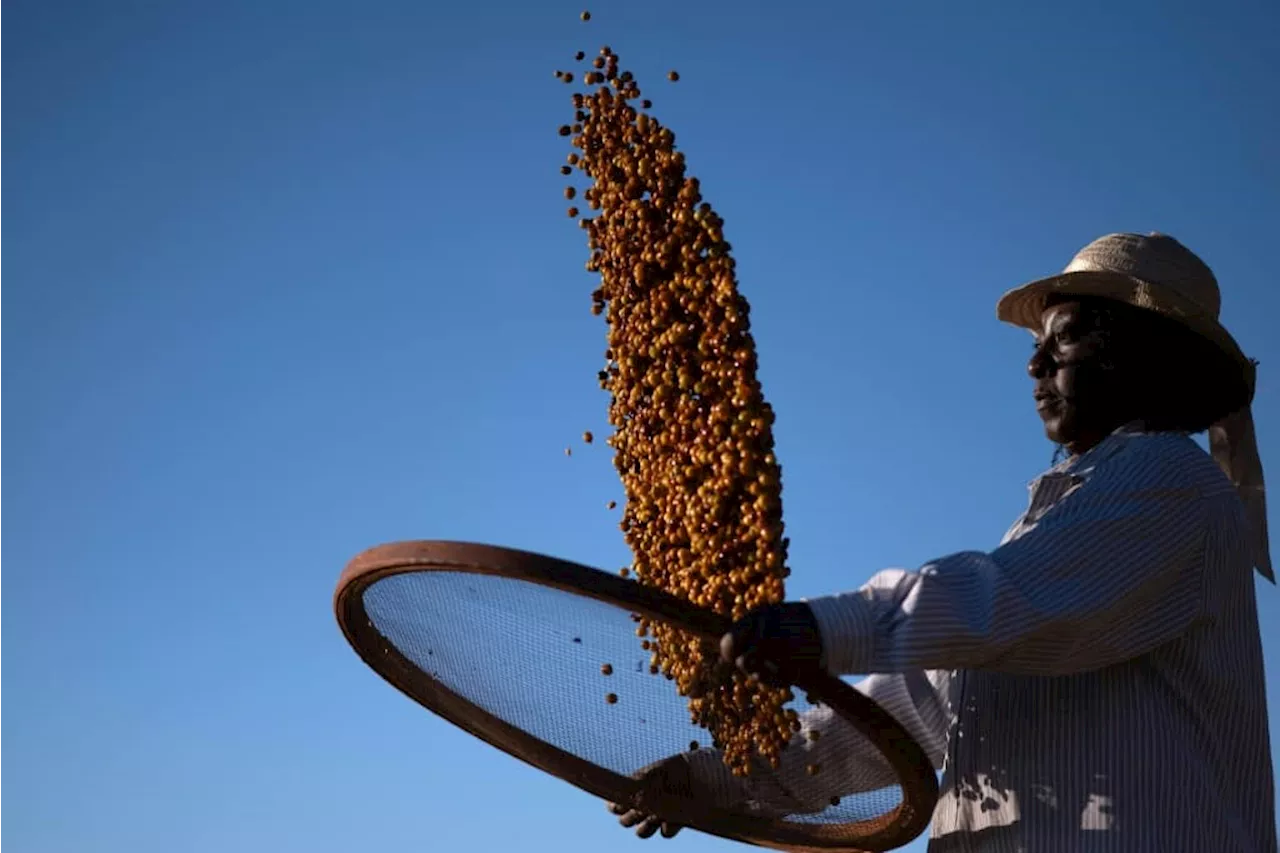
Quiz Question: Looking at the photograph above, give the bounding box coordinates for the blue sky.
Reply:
[4,1,1278,851]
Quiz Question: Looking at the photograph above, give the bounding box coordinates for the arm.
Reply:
[682,669,950,816]
[808,447,1212,677]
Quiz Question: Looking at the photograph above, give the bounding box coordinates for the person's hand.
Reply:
[720,602,823,687]
[606,754,691,839]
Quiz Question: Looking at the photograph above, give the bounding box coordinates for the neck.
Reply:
[1063,422,1134,458]
[1064,433,1107,458]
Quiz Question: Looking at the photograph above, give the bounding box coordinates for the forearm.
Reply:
[683,712,895,816]
[765,671,949,804]
[810,551,1202,677]
[809,477,1209,677]
[684,671,949,815]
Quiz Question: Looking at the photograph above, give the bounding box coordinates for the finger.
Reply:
[720,629,739,665]
[758,657,787,687]
[660,822,682,838]
[722,618,759,665]
[636,816,662,839]
[608,802,627,815]
[618,809,645,828]
[736,651,763,675]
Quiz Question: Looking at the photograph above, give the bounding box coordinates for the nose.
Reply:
[1028,342,1052,380]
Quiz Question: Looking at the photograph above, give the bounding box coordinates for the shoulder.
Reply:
[1108,436,1257,604]
[1091,431,1235,500]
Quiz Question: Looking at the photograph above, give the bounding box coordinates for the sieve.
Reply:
[335,540,938,852]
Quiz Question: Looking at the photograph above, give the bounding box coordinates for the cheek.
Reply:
[1055,360,1118,410]
[1051,365,1077,398]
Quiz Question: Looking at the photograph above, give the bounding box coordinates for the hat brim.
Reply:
[996,269,1251,370]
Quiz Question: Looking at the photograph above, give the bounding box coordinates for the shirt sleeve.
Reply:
[684,669,951,815]
[806,443,1212,677]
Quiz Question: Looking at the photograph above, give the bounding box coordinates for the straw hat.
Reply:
[996,232,1271,581]
[996,232,1251,379]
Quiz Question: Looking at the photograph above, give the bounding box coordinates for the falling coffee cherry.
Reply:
[551,39,793,778]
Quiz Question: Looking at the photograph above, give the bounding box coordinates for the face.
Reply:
[1028,300,1132,454]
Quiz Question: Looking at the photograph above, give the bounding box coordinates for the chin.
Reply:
[1041,417,1069,447]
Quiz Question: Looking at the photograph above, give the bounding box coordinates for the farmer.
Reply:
[613,233,1276,851]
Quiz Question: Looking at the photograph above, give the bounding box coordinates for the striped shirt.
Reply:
[688,427,1276,852]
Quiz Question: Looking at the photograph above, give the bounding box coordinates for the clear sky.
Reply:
[4,1,1278,851]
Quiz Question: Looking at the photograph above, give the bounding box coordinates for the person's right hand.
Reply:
[606,754,693,839]
[719,602,823,688]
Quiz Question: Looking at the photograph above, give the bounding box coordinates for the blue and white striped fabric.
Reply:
[690,427,1277,852]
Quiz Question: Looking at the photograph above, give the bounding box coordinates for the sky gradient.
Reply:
[5,1,1278,851]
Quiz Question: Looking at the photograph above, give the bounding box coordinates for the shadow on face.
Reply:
[1025,296,1250,456]
[1027,300,1127,454]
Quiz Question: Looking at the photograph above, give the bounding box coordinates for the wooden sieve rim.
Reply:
[334,540,938,852]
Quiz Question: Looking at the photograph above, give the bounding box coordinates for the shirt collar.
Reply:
[1035,421,1154,485]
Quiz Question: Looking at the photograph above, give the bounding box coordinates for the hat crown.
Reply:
[1062,232,1221,319]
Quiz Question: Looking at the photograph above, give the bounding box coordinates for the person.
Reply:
[611,233,1276,852]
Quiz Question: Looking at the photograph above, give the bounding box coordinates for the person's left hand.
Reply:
[606,754,692,839]
[719,602,824,687]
